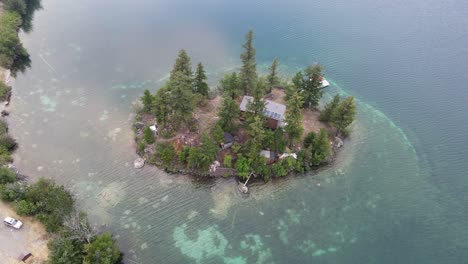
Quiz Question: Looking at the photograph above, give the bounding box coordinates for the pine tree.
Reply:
[141,89,153,112]
[267,58,280,93]
[285,90,304,146]
[169,71,194,125]
[247,115,265,165]
[170,49,192,81]
[213,123,224,144]
[311,129,331,165]
[293,65,325,109]
[218,95,240,132]
[320,94,341,122]
[200,133,217,165]
[153,85,172,128]
[219,72,240,99]
[194,62,209,96]
[239,30,257,95]
[143,126,155,144]
[331,96,356,135]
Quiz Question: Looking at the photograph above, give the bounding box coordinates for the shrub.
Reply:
[0,82,12,101]
[4,0,27,15]
[178,146,189,164]
[137,141,146,154]
[48,236,84,264]
[161,144,175,169]
[0,118,8,134]
[143,126,155,144]
[223,155,232,168]
[24,178,74,232]
[0,167,16,184]
[15,199,35,215]
[84,232,121,264]
[0,182,25,202]
[0,134,17,151]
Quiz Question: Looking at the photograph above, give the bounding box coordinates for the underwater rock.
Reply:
[134,158,145,169]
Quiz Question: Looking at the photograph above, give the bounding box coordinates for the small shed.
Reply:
[260,150,276,164]
[221,132,235,150]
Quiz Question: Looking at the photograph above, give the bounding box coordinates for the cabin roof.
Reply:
[239,96,286,121]
[260,150,276,160]
[224,132,235,143]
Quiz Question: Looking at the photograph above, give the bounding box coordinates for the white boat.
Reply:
[320,78,330,88]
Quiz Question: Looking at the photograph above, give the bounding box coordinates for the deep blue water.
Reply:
[8,0,468,263]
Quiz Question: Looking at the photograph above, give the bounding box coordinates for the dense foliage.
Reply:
[320,95,356,136]
[0,172,122,263]
[135,29,353,181]
[0,0,42,75]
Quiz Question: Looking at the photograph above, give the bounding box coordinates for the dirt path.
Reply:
[0,202,49,264]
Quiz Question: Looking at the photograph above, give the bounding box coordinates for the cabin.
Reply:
[221,132,235,150]
[260,150,276,164]
[239,96,286,129]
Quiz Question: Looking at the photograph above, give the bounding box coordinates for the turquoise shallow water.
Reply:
[8,0,468,263]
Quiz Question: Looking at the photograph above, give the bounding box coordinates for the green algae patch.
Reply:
[239,234,273,264]
[173,224,245,264]
[40,95,57,112]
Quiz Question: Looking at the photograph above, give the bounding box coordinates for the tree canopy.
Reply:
[267,58,280,93]
[239,30,257,95]
[170,49,192,80]
[194,62,209,96]
[293,65,325,109]
[331,96,356,135]
[285,89,304,146]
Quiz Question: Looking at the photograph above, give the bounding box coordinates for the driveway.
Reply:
[0,202,49,263]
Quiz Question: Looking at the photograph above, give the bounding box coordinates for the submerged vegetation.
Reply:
[135,30,356,182]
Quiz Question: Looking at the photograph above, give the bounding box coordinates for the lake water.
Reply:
[9,0,468,263]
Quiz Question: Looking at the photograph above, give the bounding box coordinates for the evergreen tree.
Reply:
[218,95,240,132]
[212,124,224,144]
[219,72,240,99]
[170,49,192,81]
[293,65,325,109]
[169,71,194,125]
[153,85,172,128]
[239,30,257,95]
[331,96,356,135]
[311,128,331,165]
[285,90,304,146]
[246,115,265,169]
[200,133,217,165]
[267,57,280,93]
[141,89,153,112]
[247,76,266,121]
[143,126,155,144]
[273,128,286,153]
[320,94,341,122]
[235,156,251,180]
[194,62,209,96]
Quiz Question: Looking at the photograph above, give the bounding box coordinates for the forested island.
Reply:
[135,30,356,185]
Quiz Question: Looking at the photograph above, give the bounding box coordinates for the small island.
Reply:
[134,30,356,187]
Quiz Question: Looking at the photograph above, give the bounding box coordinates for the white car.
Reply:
[3,217,23,229]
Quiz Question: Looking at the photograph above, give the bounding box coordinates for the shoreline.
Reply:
[0,5,51,264]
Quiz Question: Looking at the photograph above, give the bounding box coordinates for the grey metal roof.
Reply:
[239,96,286,121]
